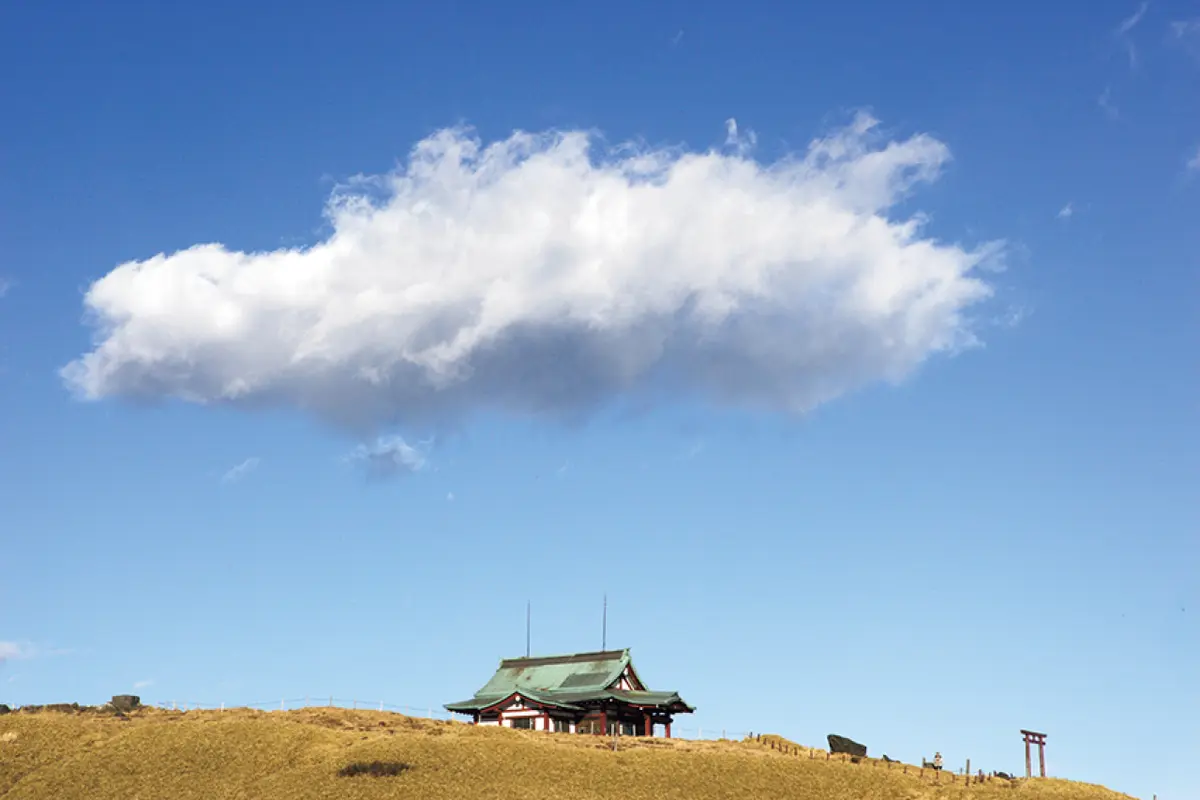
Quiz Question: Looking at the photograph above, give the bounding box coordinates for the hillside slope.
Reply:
[0,707,1136,800]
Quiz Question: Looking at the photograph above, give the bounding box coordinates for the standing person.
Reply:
[934,752,943,771]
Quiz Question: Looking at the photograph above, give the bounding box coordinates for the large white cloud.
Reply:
[62,113,1002,430]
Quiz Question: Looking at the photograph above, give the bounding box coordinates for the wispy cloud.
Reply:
[670,29,684,47]
[1057,202,1074,219]
[0,641,70,662]
[0,641,34,662]
[1098,86,1120,119]
[347,435,427,479]
[1170,18,1200,39]
[1165,18,1200,63]
[446,491,455,501]
[1118,2,1149,36]
[133,679,153,690]
[0,278,10,298]
[1116,2,1150,67]
[221,456,261,483]
[724,118,757,156]
[1187,145,1200,172]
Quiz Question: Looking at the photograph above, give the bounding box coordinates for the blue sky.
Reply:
[1,1,1196,798]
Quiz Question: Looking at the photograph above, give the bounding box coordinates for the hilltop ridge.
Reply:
[0,706,1138,800]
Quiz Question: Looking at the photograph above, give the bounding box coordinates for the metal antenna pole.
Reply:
[602,594,607,651]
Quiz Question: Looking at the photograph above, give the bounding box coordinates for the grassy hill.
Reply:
[0,706,1137,800]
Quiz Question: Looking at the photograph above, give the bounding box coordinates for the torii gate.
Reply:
[1020,729,1047,778]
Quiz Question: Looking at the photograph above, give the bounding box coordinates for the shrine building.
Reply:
[444,648,694,736]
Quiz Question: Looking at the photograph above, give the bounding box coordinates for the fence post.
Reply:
[966,758,970,777]
[329,696,332,707]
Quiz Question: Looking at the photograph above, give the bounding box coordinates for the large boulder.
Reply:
[111,695,141,712]
[827,734,867,758]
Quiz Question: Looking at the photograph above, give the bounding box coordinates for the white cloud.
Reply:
[61,114,1002,430]
[133,679,153,689]
[0,278,9,298]
[1116,2,1149,67]
[0,641,33,662]
[1187,145,1200,172]
[1171,18,1199,38]
[670,29,684,47]
[1057,202,1074,219]
[446,491,455,501]
[0,641,68,662]
[348,435,426,478]
[221,456,261,483]
[1118,2,1149,36]
[1098,87,1120,119]
[724,118,757,156]
[1169,18,1200,60]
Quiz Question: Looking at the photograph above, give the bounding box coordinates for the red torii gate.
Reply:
[1020,729,1047,778]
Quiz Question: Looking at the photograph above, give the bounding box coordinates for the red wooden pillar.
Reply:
[543,712,550,732]
[643,711,651,737]
[599,710,608,736]
[1021,730,1047,779]
[665,720,672,739]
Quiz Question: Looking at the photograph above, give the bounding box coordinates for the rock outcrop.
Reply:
[826,734,867,758]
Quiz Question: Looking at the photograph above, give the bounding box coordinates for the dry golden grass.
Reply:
[0,707,1137,800]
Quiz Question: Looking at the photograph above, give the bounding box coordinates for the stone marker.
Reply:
[111,695,141,712]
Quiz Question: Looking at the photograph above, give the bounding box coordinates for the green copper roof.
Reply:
[444,649,695,714]
[483,649,630,695]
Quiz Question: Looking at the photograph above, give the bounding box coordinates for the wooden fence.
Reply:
[751,735,1021,787]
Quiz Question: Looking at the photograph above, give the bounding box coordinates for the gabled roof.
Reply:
[480,649,633,696]
[444,649,694,714]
